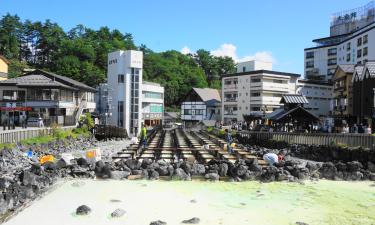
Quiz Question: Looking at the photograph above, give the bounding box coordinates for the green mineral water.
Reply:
[4,180,375,225]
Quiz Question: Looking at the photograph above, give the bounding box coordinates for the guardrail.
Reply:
[0,126,74,144]
[237,131,375,149]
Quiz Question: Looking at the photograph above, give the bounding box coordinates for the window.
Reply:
[306,61,314,68]
[251,92,260,97]
[251,107,260,111]
[357,37,362,47]
[251,78,261,83]
[328,48,337,56]
[327,69,335,76]
[224,79,232,85]
[306,51,314,59]
[357,49,362,58]
[346,53,351,62]
[346,42,351,51]
[363,35,368,44]
[118,74,124,83]
[108,59,117,65]
[363,47,368,56]
[327,58,337,66]
[273,93,282,97]
[184,109,192,115]
[118,101,124,127]
[242,66,246,72]
[143,91,162,99]
[273,80,283,83]
[195,109,204,115]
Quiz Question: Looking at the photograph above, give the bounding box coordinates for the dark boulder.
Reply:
[77,158,89,167]
[191,163,205,175]
[76,205,91,215]
[219,163,228,177]
[126,159,142,170]
[157,166,169,176]
[347,161,363,172]
[148,169,159,180]
[205,173,220,181]
[42,161,56,171]
[173,168,190,181]
[368,161,375,173]
[111,208,126,218]
[236,165,248,177]
[21,171,38,186]
[132,170,143,175]
[182,217,200,224]
[150,220,167,225]
[319,162,337,179]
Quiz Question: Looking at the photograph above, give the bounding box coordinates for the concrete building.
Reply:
[304,1,375,82]
[0,69,96,126]
[221,70,300,124]
[296,79,333,117]
[0,55,9,81]
[105,50,164,135]
[236,60,272,73]
[141,81,164,127]
[106,50,143,135]
[180,88,221,127]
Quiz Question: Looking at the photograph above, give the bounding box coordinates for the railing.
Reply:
[0,126,73,144]
[237,131,375,149]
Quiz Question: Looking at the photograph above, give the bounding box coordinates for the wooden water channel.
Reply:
[112,128,267,167]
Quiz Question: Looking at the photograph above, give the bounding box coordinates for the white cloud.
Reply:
[210,43,276,64]
[180,46,191,55]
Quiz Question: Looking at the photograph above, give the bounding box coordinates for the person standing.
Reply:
[225,129,234,154]
[140,124,147,149]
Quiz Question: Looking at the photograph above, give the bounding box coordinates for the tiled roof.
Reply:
[0,74,76,89]
[280,94,309,104]
[193,88,221,103]
[367,61,375,77]
[22,69,96,91]
[267,106,319,121]
[338,64,355,73]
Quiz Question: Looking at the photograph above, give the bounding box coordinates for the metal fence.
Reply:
[238,131,375,149]
[0,126,74,144]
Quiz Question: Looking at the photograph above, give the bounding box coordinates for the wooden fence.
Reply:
[238,131,375,149]
[94,125,128,140]
[0,126,73,144]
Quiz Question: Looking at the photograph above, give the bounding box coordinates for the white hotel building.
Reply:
[105,50,164,135]
[304,1,375,82]
[221,70,299,123]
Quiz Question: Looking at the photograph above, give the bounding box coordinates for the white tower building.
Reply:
[107,50,143,135]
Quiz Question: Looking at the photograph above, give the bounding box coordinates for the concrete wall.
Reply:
[236,60,272,73]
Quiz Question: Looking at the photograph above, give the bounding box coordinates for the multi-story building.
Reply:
[296,79,333,117]
[221,70,299,123]
[0,69,96,126]
[105,50,164,135]
[304,1,375,82]
[236,60,272,73]
[107,50,143,135]
[352,61,375,124]
[141,81,164,127]
[332,64,355,126]
[0,55,9,81]
[180,88,221,127]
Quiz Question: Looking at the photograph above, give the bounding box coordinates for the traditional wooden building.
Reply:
[352,61,375,124]
[332,64,356,126]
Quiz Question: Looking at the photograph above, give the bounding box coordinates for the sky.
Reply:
[0,0,371,74]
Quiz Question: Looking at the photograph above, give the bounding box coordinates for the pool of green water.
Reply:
[4,179,375,225]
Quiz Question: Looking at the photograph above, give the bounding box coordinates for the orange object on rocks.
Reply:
[86,150,96,159]
[40,155,55,164]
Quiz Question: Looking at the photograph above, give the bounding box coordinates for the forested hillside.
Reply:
[0,14,236,106]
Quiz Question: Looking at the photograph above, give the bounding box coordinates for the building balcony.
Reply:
[223,85,238,90]
[224,98,238,102]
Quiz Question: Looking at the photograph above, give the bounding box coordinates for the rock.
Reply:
[148,169,159,180]
[296,222,309,225]
[335,162,347,171]
[125,159,141,170]
[56,159,67,169]
[205,173,219,181]
[306,162,319,172]
[236,165,248,177]
[0,177,12,189]
[347,161,363,172]
[367,161,375,173]
[190,199,197,203]
[111,208,126,218]
[182,217,200,224]
[157,166,169,176]
[219,163,228,176]
[42,161,56,171]
[110,199,122,203]
[76,205,91,215]
[369,173,375,181]
[319,162,337,179]
[191,163,205,175]
[21,171,38,186]
[111,171,131,180]
[150,220,167,225]
[132,170,143,175]
[141,158,153,169]
[71,181,85,187]
[173,168,190,181]
[77,158,89,167]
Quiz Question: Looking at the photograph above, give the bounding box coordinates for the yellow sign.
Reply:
[40,155,55,164]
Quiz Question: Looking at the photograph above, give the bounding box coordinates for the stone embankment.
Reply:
[1,135,375,222]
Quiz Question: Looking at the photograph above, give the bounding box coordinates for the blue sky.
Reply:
[0,0,370,74]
